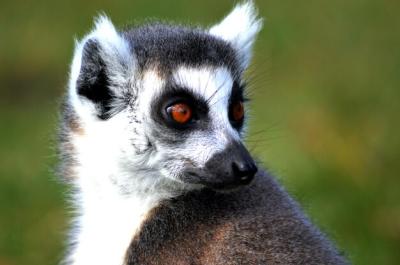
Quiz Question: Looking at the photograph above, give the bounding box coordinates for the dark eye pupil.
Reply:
[232,102,244,122]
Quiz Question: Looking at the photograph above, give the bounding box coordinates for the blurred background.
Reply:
[0,0,399,264]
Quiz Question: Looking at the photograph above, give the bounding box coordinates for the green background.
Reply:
[0,0,399,264]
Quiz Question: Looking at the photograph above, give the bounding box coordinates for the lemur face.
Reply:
[139,65,256,190]
[63,2,262,192]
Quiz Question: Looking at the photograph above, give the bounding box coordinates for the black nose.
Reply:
[199,141,258,190]
[232,161,258,185]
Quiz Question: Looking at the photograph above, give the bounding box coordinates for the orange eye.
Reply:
[232,101,245,122]
[167,103,192,124]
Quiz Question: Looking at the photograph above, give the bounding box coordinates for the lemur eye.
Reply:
[167,103,193,124]
[230,101,245,123]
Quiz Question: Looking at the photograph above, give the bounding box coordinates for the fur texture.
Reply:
[125,171,346,265]
[59,2,347,265]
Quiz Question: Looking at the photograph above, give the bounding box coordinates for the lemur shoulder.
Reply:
[58,2,348,264]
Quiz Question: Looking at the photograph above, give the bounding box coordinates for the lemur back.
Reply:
[124,173,346,265]
[59,2,347,265]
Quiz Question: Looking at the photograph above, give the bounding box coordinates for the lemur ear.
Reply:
[68,16,135,120]
[209,1,263,71]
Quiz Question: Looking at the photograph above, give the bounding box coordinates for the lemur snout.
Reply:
[198,141,257,190]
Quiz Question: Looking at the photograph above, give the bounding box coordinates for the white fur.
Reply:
[135,67,240,182]
[63,17,169,265]
[209,1,263,70]
[65,109,183,265]
[68,15,135,123]
[64,8,255,265]
[138,66,240,183]
[172,66,241,145]
[66,114,144,264]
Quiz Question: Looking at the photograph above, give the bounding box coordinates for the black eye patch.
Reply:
[229,81,246,103]
[151,85,210,131]
[228,81,246,130]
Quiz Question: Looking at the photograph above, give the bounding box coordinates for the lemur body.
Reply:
[59,2,347,264]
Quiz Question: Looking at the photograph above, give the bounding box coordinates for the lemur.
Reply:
[58,2,347,265]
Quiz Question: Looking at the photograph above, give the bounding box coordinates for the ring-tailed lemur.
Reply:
[59,2,348,264]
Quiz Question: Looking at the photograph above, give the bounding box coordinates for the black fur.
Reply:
[148,76,246,149]
[76,24,242,120]
[150,80,211,138]
[123,23,241,77]
[228,81,246,129]
[124,170,348,265]
[76,39,116,120]
[182,141,257,189]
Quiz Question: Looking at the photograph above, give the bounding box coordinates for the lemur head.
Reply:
[61,2,263,194]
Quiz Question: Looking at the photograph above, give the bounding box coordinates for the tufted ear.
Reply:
[68,16,135,120]
[209,1,263,71]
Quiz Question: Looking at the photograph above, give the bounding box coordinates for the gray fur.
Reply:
[123,23,242,77]
[125,170,348,265]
